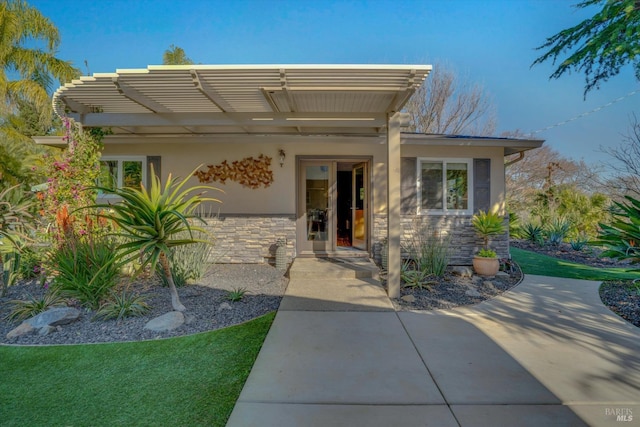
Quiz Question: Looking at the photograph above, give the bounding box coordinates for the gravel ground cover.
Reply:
[3,240,637,345]
[0,264,287,345]
[390,263,522,311]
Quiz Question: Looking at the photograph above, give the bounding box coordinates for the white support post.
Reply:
[387,112,403,299]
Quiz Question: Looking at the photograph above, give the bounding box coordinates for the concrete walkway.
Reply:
[227,259,640,427]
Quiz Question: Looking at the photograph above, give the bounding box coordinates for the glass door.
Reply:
[298,161,334,254]
[351,162,367,250]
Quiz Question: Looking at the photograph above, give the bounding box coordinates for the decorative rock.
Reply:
[482,281,498,292]
[465,288,482,298]
[6,322,34,339]
[401,295,416,303]
[451,266,473,278]
[26,307,80,328]
[183,313,196,325]
[496,271,509,278]
[144,311,185,332]
[218,302,233,312]
[38,325,57,336]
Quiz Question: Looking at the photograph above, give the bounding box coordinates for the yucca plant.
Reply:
[87,166,221,311]
[598,196,640,265]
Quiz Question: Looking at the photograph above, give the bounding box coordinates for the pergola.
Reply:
[51,64,433,298]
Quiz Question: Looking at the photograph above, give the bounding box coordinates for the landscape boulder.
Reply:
[6,322,35,339]
[451,266,473,278]
[144,311,185,332]
[26,307,80,328]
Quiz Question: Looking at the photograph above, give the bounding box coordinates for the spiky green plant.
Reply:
[471,210,505,253]
[94,288,150,322]
[0,185,34,296]
[226,287,247,302]
[598,196,640,265]
[87,165,221,311]
[5,290,66,323]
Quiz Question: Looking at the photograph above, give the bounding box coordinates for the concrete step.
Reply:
[289,257,380,280]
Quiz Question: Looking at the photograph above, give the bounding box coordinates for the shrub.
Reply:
[226,287,247,302]
[94,288,150,322]
[49,236,120,310]
[477,248,497,258]
[2,251,21,289]
[5,290,66,323]
[545,217,571,246]
[402,219,451,278]
[522,223,544,245]
[156,229,214,287]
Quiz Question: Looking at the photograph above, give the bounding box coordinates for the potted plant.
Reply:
[471,210,505,276]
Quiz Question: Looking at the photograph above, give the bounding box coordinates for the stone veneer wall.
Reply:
[202,215,296,264]
[372,214,509,266]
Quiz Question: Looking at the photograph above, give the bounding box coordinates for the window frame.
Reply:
[416,157,474,215]
[98,156,147,197]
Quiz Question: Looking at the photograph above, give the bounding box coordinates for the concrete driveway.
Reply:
[228,268,640,427]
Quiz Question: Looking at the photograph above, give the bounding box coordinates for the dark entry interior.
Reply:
[337,168,352,247]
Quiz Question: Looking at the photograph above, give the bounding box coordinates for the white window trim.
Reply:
[416,157,474,215]
[98,156,147,197]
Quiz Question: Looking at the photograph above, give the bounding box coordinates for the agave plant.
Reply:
[87,166,221,311]
[598,196,640,265]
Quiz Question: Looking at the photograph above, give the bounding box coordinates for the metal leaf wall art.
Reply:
[194,154,274,189]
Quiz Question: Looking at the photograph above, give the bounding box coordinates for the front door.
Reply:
[351,162,368,250]
[298,161,334,254]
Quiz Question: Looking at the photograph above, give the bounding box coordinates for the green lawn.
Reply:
[511,247,640,281]
[0,312,275,427]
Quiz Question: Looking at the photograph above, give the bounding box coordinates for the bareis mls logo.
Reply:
[605,407,633,422]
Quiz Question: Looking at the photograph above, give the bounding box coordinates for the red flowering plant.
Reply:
[41,117,106,245]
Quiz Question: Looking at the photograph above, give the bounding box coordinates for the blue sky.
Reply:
[33,0,639,166]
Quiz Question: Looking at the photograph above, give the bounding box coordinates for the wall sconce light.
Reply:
[278,149,286,167]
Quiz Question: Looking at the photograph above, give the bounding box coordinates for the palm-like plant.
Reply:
[89,167,221,311]
[0,0,79,121]
[471,210,505,253]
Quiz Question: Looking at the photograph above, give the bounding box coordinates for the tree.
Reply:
[600,114,640,199]
[89,167,221,312]
[162,44,194,65]
[533,0,640,96]
[404,63,496,136]
[0,0,79,122]
[505,145,601,216]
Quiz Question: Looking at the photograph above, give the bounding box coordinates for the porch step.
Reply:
[289,257,380,280]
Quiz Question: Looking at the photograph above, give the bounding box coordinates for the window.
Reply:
[98,157,147,194]
[418,158,473,214]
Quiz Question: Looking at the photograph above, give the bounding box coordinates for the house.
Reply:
[36,64,543,298]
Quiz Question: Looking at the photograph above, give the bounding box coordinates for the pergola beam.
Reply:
[67,112,388,128]
[112,77,172,113]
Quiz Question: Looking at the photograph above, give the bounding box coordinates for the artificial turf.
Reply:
[511,247,640,281]
[0,312,275,427]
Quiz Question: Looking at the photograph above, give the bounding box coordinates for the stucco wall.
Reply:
[101,136,509,263]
